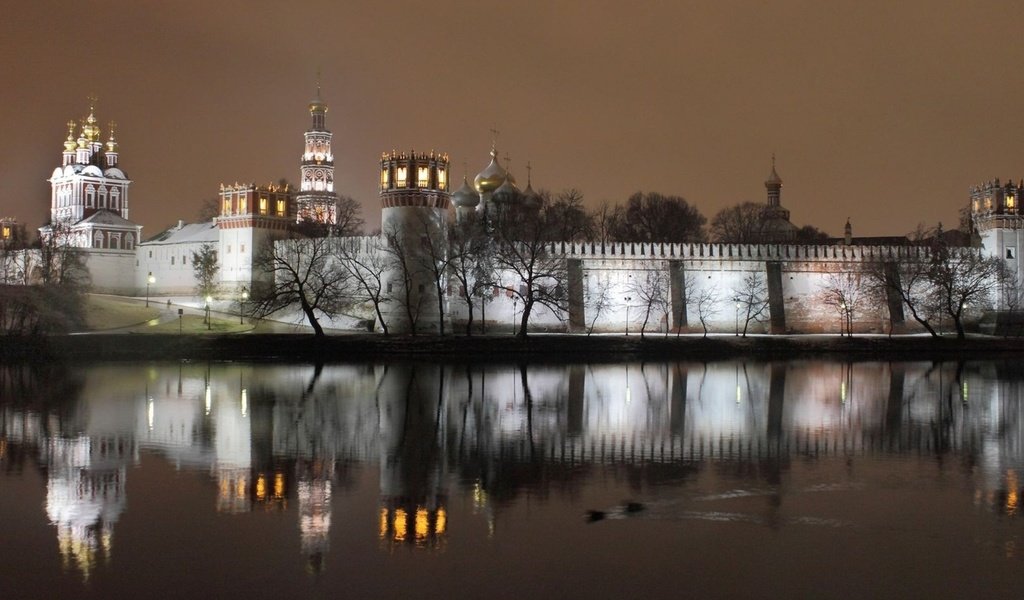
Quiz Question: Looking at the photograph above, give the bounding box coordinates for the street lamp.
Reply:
[146,272,155,307]
[735,301,741,336]
[240,286,248,325]
[624,296,632,336]
[205,295,212,330]
[512,297,518,336]
[840,302,846,337]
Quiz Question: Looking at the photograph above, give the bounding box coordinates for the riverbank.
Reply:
[2,332,1023,363]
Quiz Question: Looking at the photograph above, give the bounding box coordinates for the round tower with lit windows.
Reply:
[379,150,451,333]
[971,178,1023,308]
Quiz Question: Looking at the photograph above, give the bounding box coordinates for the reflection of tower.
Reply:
[42,433,132,579]
[376,365,448,549]
[379,150,451,333]
[297,459,334,573]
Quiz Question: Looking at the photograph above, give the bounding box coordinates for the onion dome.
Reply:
[473,148,508,193]
[452,176,479,208]
[765,154,782,187]
[521,182,541,210]
[105,122,118,153]
[492,176,520,205]
[63,121,78,152]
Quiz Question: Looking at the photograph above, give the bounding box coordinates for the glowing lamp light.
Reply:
[417,166,430,187]
[396,166,408,188]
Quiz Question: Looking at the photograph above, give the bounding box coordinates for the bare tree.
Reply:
[592,201,622,244]
[710,202,769,243]
[627,269,670,337]
[448,218,495,335]
[612,192,706,243]
[819,270,866,336]
[335,237,391,334]
[1,223,31,285]
[251,234,351,336]
[412,212,450,335]
[197,197,220,222]
[867,258,940,337]
[38,220,89,289]
[191,243,219,300]
[334,194,366,237]
[733,271,770,337]
[491,203,568,338]
[928,242,1004,339]
[693,285,720,338]
[584,274,613,335]
[542,188,594,242]
[382,221,426,335]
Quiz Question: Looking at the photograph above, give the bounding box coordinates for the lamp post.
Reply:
[146,272,155,307]
[840,302,846,337]
[205,295,212,331]
[240,286,248,325]
[735,301,741,336]
[624,296,632,336]
[512,297,518,336]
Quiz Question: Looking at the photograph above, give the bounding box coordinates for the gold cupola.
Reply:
[63,120,78,152]
[473,147,508,194]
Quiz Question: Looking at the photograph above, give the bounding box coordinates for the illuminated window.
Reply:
[417,166,430,187]
[1009,195,1016,210]
[396,166,408,188]
[259,197,268,215]
[277,199,286,216]
[986,197,993,210]
[381,168,389,189]
[239,196,247,213]
[223,198,231,214]
[437,168,447,190]
[973,199,979,212]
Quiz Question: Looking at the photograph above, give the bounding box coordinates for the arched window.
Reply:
[93,231,104,248]
[125,233,134,250]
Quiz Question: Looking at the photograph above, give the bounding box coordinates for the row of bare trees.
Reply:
[1,221,90,334]
[247,198,571,338]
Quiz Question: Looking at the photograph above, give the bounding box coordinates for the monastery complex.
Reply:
[2,90,1020,335]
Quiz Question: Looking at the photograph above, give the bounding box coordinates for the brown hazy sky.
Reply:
[3,0,1024,237]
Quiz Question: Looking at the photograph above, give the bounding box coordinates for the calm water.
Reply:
[1,359,1022,599]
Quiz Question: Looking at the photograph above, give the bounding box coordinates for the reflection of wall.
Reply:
[6,360,1024,561]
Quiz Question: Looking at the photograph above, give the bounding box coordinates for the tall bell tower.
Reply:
[295,78,338,224]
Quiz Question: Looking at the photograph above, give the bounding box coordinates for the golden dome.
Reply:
[473,149,507,193]
[63,121,77,152]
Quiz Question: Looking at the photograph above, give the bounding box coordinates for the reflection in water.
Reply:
[2,359,1024,580]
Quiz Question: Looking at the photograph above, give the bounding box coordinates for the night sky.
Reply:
[4,0,1024,237]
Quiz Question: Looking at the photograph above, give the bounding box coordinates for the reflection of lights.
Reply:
[147,399,154,431]
[840,380,847,404]
[436,508,447,535]
[236,480,246,499]
[415,509,429,540]
[393,508,408,541]
[241,388,248,418]
[736,385,741,404]
[962,381,969,404]
[472,481,488,510]
[1008,471,1019,517]
[274,472,285,499]
[256,475,267,500]
[379,508,388,539]
[205,385,211,415]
